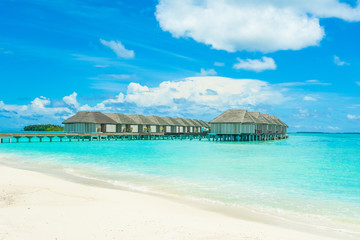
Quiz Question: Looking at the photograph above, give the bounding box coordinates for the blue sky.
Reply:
[0,0,360,132]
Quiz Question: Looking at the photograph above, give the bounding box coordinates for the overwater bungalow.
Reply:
[63,111,118,133]
[63,111,209,134]
[209,109,288,141]
[103,113,138,133]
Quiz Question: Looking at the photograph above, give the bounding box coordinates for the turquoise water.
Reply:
[0,133,359,233]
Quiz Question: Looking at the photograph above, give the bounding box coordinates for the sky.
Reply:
[0,0,360,132]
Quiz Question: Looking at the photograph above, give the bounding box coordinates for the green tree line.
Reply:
[24,124,64,131]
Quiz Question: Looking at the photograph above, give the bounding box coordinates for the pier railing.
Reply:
[0,132,287,144]
[0,132,207,143]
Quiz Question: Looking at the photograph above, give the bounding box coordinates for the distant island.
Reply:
[24,124,64,132]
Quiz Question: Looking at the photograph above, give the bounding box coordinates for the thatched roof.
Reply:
[163,117,182,126]
[175,118,190,126]
[63,112,117,124]
[145,116,166,126]
[210,110,287,127]
[186,118,202,127]
[158,117,175,126]
[274,116,289,127]
[248,112,269,124]
[151,116,171,125]
[198,120,210,128]
[192,119,206,127]
[64,111,211,127]
[261,114,278,125]
[181,119,193,126]
[104,113,136,124]
[127,115,158,125]
[210,110,254,123]
[270,115,283,126]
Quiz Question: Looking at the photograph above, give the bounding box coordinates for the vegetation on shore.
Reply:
[24,124,64,132]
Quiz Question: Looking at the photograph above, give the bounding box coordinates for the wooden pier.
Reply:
[0,132,207,143]
[0,132,288,144]
[207,133,288,142]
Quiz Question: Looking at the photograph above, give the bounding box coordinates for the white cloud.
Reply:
[278,79,331,87]
[305,80,329,85]
[327,126,340,130]
[0,92,128,128]
[0,77,290,126]
[304,96,317,101]
[63,92,80,109]
[214,62,225,67]
[156,0,360,52]
[198,68,217,76]
[100,39,135,59]
[125,77,287,113]
[347,114,360,120]
[90,74,136,81]
[233,57,277,72]
[334,55,349,66]
[1,76,288,127]
[77,93,125,111]
[0,96,72,121]
[293,109,310,119]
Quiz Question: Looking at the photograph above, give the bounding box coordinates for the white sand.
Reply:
[0,164,347,240]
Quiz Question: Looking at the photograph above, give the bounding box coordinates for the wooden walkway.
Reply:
[207,133,288,142]
[0,132,207,143]
[0,132,288,143]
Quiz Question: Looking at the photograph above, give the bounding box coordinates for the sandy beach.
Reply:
[0,163,348,240]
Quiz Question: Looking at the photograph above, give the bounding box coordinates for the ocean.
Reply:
[0,133,359,236]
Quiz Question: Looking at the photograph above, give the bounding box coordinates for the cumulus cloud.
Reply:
[77,93,125,111]
[0,76,289,128]
[347,114,360,120]
[0,96,73,128]
[198,68,217,76]
[304,96,317,101]
[334,55,349,66]
[100,39,135,59]
[0,91,128,128]
[124,77,287,114]
[233,57,277,72]
[63,92,80,109]
[2,75,311,129]
[155,0,360,52]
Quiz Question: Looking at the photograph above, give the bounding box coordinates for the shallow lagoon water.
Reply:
[1,133,359,233]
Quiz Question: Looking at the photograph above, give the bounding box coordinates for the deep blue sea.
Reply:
[1,133,359,234]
